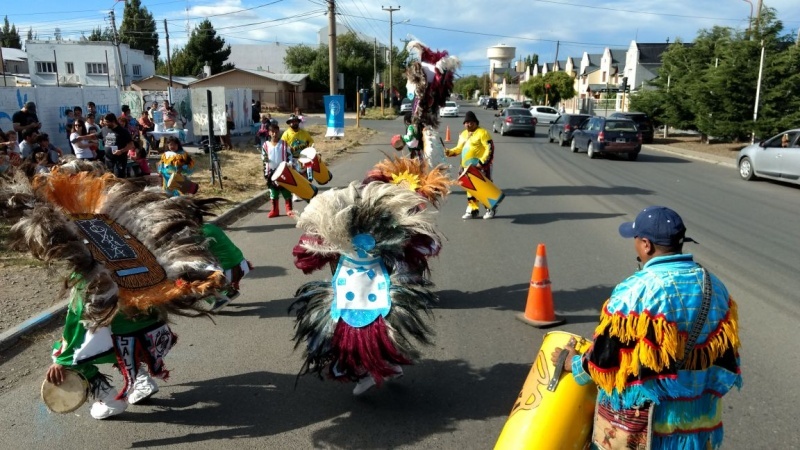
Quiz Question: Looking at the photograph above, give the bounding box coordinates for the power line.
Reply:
[166,0,286,22]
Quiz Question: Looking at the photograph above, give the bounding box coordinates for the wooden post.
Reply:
[356,91,360,128]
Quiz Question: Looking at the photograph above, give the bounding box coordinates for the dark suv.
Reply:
[548,113,592,146]
[484,98,498,110]
[609,111,654,143]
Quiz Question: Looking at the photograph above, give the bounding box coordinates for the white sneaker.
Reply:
[292,193,303,202]
[483,209,496,219]
[462,210,478,219]
[352,375,377,396]
[128,372,159,405]
[90,384,128,420]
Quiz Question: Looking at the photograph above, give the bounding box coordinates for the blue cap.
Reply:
[618,206,688,246]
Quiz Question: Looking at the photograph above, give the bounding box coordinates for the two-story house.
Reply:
[26,40,155,88]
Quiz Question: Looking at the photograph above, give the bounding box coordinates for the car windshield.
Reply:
[507,108,532,116]
[445,102,456,107]
[569,116,590,124]
[605,120,637,132]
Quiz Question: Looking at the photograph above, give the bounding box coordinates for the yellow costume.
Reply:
[447,127,495,217]
[280,127,315,159]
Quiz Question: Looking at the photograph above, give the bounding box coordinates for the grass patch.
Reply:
[362,107,399,120]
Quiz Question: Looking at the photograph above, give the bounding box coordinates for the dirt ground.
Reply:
[653,134,745,159]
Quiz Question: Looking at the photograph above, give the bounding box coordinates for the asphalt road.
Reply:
[1,105,798,449]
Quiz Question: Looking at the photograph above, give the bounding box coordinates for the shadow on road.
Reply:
[502,185,654,197]
[126,359,528,448]
[497,211,625,226]
[436,283,612,325]
[226,222,298,233]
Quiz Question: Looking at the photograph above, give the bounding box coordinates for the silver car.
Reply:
[529,105,560,125]
[738,129,800,185]
[492,108,537,137]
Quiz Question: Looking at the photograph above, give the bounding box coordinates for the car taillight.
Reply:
[598,131,605,143]
[637,132,643,143]
[505,117,513,123]
[532,117,538,125]
[564,124,572,131]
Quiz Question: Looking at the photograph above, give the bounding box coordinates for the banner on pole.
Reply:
[324,95,345,137]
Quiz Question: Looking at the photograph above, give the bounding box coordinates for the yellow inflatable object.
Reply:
[272,161,318,201]
[494,331,597,450]
[457,165,504,209]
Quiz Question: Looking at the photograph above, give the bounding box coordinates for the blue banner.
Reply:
[323,95,345,137]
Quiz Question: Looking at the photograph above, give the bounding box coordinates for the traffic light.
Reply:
[621,76,628,92]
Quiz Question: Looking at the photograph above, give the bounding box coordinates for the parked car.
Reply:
[737,129,800,185]
[498,98,514,108]
[548,113,592,147]
[400,98,413,113]
[529,105,560,125]
[484,98,498,110]
[492,108,537,137]
[509,101,525,108]
[440,101,460,117]
[478,96,488,106]
[609,111,654,143]
[570,117,642,160]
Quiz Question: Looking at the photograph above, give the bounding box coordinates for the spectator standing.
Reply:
[70,119,97,160]
[103,113,134,178]
[251,99,261,124]
[64,109,75,143]
[12,102,41,143]
[86,101,97,117]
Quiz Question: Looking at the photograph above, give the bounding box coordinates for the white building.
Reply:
[226,43,292,74]
[26,40,155,88]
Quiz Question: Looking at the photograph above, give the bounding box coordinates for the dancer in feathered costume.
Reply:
[362,154,453,209]
[289,181,441,395]
[4,166,227,419]
[403,40,461,170]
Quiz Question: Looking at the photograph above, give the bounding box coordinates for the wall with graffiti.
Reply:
[0,86,120,150]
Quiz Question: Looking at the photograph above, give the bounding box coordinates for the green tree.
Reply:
[521,71,576,106]
[119,0,160,64]
[170,19,233,77]
[26,27,34,44]
[87,27,114,42]
[284,33,387,99]
[453,74,482,99]
[523,54,539,68]
[1,16,22,49]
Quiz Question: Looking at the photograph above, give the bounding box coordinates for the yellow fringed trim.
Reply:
[594,298,741,392]
[597,306,681,374]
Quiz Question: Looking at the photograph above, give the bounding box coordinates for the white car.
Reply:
[441,101,460,117]
[529,105,560,125]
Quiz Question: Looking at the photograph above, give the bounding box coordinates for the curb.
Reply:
[644,144,736,168]
[0,189,269,352]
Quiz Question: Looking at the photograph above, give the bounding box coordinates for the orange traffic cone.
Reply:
[445,125,451,142]
[516,243,565,328]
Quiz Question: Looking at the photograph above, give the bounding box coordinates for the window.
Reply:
[86,63,108,75]
[132,64,141,76]
[123,64,127,75]
[36,61,57,73]
[66,62,74,74]
[602,71,607,82]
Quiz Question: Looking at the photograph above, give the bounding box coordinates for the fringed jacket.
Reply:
[572,253,742,450]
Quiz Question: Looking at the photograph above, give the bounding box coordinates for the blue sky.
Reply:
[5,0,800,75]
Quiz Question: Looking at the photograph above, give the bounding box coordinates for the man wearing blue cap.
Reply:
[553,206,742,449]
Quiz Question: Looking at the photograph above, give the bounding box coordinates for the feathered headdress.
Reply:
[362,155,453,209]
[405,40,461,129]
[7,167,227,330]
[289,182,441,384]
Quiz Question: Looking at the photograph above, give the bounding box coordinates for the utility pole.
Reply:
[754,0,763,37]
[328,0,337,95]
[0,46,6,87]
[553,40,560,68]
[164,20,173,89]
[109,9,125,87]
[373,38,377,106]
[382,5,400,106]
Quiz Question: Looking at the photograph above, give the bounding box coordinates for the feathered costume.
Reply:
[289,182,441,386]
[404,40,461,169]
[3,164,228,401]
[362,155,453,209]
